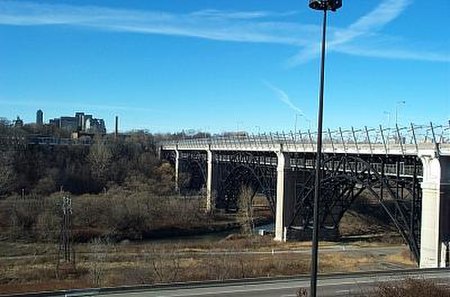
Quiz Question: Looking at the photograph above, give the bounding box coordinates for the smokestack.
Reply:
[115,116,119,138]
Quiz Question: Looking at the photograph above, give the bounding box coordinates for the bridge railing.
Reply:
[160,123,450,155]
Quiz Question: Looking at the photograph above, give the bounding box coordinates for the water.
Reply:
[135,222,275,245]
[254,223,275,235]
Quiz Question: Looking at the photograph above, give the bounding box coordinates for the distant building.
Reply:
[59,116,78,132]
[86,117,106,134]
[36,109,43,126]
[75,112,85,131]
[49,118,60,127]
[13,116,23,128]
[49,112,106,134]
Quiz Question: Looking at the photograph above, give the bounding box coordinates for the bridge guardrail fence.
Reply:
[160,123,450,156]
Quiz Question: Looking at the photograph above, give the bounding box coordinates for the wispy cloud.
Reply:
[190,9,298,20]
[0,0,448,64]
[289,0,412,65]
[332,0,412,45]
[0,1,314,46]
[335,44,450,62]
[264,81,304,115]
[288,0,448,65]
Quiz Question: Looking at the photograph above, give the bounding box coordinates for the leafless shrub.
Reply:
[109,195,152,240]
[6,197,43,239]
[206,252,234,281]
[147,246,182,283]
[0,187,210,242]
[35,210,59,241]
[88,238,111,287]
[297,287,308,297]
[363,278,450,297]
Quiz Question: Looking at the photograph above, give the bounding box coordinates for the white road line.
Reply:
[102,281,306,297]
[99,273,450,297]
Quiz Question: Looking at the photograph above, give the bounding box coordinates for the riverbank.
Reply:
[0,191,277,243]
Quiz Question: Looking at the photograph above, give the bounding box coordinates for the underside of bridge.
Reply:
[161,148,450,268]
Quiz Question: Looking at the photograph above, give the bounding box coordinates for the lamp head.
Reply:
[309,0,342,11]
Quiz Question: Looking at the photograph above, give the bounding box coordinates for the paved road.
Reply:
[61,269,450,297]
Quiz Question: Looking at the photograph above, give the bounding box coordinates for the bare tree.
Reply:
[238,185,255,235]
[88,137,112,185]
[0,151,15,195]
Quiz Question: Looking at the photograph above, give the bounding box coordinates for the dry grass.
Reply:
[319,253,376,272]
[384,249,416,266]
[0,236,418,294]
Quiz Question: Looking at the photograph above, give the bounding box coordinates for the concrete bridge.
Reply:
[160,123,450,268]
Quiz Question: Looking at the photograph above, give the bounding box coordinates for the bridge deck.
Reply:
[160,124,449,156]
[162,141,450,156]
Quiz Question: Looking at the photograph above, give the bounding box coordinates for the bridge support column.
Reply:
[275,150,295,242]
[175,148,180,193]
[206,149,216,212]
[419,153,450,268]
[440,156,450,268]
[157,146,162,160]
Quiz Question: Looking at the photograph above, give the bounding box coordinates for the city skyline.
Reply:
[3,109,107,134]
[0,0,449,133]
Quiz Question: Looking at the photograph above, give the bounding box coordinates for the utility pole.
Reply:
[57,195,75,274]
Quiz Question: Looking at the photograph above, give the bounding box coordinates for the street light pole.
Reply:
[295,113,302,136]
[310,8,326,297]
[395,100,406,126]
[295,114,298,134]
[383,111,391,127]
[308,1,341,297]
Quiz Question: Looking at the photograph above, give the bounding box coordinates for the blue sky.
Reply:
[0,0,448,133]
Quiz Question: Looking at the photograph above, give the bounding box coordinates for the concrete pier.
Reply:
[274,149,295,242]
[419,153,450,268]
[174,148,180,193]
[206,148,215,212]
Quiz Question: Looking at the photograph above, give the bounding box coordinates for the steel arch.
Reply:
[179,152,207,193]
[288,154,422,262]
[216,152,276,212]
